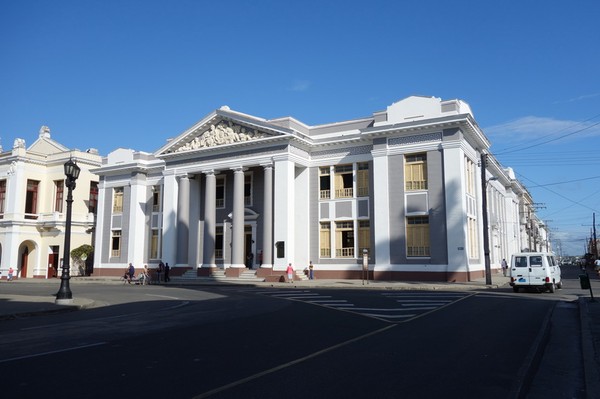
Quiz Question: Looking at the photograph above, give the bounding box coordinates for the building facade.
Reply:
[92,96,545,282]
[0,127,102,279]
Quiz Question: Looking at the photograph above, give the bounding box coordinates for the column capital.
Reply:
[231,166,247,173]
[261,162,274,170]
[202,169,216,176]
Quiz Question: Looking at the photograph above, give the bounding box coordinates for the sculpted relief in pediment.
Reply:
[174,121,268,153]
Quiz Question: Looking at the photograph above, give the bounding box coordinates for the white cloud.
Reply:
[484,116,600,143]
[289,80,311,92]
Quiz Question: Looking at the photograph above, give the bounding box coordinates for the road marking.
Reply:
[0,342,106,364]
[191,324,396,399]
[21,301,190,331]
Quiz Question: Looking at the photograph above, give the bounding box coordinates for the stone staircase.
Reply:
[173,268,263,282]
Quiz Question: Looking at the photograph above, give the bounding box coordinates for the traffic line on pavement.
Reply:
[0,342,106,364]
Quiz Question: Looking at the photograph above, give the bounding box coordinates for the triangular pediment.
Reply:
[161,112,291,156]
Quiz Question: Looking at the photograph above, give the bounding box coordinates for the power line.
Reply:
[493,113,600,155]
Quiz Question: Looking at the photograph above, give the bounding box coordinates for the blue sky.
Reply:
[1,0,599,256]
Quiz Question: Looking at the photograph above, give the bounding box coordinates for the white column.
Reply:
[176,175,190,265]
[202,170,216,268]
[261,164,273,268]
[372,150,390,266]
[127,174,147,267]
[93,180,107,270]
[273,157,295,270]
[443,145,469,274]
[161,172,178,266]
[231,167,245,268]
[188,175,200,268]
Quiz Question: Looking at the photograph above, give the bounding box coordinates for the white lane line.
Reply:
[327,304,355,308]
[395,299,452,303]
[21,301,190,331]
[192,324,397,399]
[146,294,181,300]
[357,313,415,319]
[0,342,106,364]
[350,307,435,312]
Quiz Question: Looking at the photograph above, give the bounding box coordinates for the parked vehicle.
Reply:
[509,252,562,293]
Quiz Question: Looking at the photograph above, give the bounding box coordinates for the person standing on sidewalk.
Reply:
[286,263,294,283]
[8,267,14,281]
[164,262,171,282]
[156,261,164,283]
[308,261,314,280]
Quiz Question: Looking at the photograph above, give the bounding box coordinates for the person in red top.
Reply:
[8,267,14,281]
[286,263,294,283]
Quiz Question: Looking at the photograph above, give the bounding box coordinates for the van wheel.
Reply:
[557,281,563,289]
[548,283,556,293]
[512,286,519,293]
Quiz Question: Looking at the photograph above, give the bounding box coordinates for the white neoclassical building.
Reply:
[0,127,102,279]
[91,96,543,282]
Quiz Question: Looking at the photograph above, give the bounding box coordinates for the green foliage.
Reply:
[71,244,94,260]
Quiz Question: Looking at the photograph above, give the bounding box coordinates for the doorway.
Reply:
[245,225,254,269]
[47,246,59,278]
[20,246,29,278]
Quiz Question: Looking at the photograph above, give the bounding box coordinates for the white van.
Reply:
[510,252,562,293]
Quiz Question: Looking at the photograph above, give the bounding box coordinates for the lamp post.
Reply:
[56,159,81,304]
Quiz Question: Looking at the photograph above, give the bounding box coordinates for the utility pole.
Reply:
[480,153,492,285]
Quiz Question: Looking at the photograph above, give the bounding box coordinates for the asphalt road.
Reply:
[0,282,567,399]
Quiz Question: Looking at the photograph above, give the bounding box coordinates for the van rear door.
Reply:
[513,255,530,284]
[528,255,545,285]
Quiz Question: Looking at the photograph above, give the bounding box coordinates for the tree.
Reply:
[71,245,94,276]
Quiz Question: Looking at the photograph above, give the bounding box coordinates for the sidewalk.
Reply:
[0,274,510,320]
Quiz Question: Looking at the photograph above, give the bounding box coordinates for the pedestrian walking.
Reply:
[164,262,170,282]
[8,267,14,281]
[156,261,164,283]
[501,258,508,276]
[140,265,149,285]
[308,261,314,280]
[257,250,263,267]
[286,263,294,283]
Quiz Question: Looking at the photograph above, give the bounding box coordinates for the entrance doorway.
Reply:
[20,246,29,278]
[245,225,254,269]
[47,245,59,278]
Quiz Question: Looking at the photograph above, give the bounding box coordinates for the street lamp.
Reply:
[56,159,81,304]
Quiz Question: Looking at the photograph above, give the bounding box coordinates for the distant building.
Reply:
[0,127,101,279]
[92,96,545,282]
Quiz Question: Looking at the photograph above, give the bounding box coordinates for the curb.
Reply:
[509,302,554,399]
[579,297,600,399]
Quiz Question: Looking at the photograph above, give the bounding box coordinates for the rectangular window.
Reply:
[25,179,39,219]
[89,181,99,214]
[244,174,252,206]
[320,222,331,258]
[111,230,122,257]
[216,176,225,208]
[334,165,353,198]
[150,230,159,259]
[357,163,369,197]
[152,185,161,212]
[0,179,6,219]
[358,220,370,254]
[407,216,430,257]
[335,221,354,257]
[113,187,123,213]
[465,158,476,196]
[467,217,479,259]
[405,154,428,191]
[215,226,224,258]
[54,180,64,213]
[319,167,331,200]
